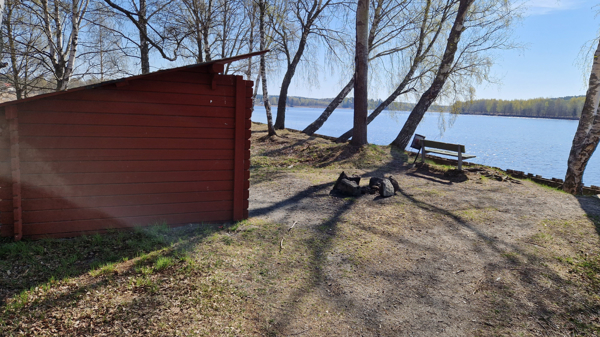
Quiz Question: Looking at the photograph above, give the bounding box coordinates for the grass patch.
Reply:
[89,262,117,277]
[154,256,174,271]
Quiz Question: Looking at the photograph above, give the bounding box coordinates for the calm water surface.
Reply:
[252,106,599,187]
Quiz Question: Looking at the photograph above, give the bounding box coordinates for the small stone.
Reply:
[380,179,394,197]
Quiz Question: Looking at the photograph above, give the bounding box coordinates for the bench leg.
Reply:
[457,146,463,171]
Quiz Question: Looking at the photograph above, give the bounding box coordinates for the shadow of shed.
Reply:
[0,51,266,240]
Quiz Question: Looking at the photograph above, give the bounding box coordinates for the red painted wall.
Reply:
[0,66,252,239]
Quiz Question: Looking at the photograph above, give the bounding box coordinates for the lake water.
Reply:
[252,106,600,187]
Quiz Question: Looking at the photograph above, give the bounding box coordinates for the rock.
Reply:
[335,178,361,196]
[369,177,383,189]
[388,175,400,192]
[379,179,395,197]
[334,171,361,190]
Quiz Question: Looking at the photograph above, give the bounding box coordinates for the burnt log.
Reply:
[388,175,400,192]
[334,171,361,190]
[369,177,383,189]
[334,178,361,196]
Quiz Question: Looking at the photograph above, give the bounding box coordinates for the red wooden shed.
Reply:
[0,51,263,240]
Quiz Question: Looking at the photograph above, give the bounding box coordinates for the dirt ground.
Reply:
[247,123,600,336]
[2,123,600,337]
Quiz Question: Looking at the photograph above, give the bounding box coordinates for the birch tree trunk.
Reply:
[5,0,22,99]
[274,31,309,130]
[0,0,5,26]
[302,75,355,135]
[139,0,150,74]
[564,39,600,194]
[390,0,474,150]
[302,0,384,136]
[352,0,369,146]
[259,0,276,136]
[39,0,89,91]
[273,0,335,130]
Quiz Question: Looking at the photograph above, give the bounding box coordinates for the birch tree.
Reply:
[303,0,411,135]
[564,38,600,194]
[28,0,90,90]
[1,0,47,98]
[336,0,451,142]
[271,0,348,130]
[352,0,368,146]
[385,0,516,149]
[178,0,216,63]
[81,1,130,81]
[390,0,474,149]
[258,0,276,136]
[103,0,181,74]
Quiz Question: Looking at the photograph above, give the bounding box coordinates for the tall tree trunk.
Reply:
[252,72,261,107]
[337,76,412,142]
[303,75,355,135]
[302,0,384,136]
[352,0,369,146]
[203,0,212,62]
[564,39,600,194]
[194,3,203,63]
[5,0,22,99]
[273,63,295,129]
[337,0,436,143]
[390,0,474,150]
[259,0,276,136]
[274,28,312,130]
[139,0,150,74]
[62,0,87,90]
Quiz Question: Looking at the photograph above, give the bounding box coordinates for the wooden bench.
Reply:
[420,140,476,170]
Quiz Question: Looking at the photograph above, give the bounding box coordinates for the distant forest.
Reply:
[254,95,586,120]
[451,96,585,119]
[254,95,450,112]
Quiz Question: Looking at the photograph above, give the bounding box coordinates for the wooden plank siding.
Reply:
[0,111,13,237]
[0,66,253,239]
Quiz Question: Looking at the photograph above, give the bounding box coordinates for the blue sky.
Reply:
[274,0,600,101]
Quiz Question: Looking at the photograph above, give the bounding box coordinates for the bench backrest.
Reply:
[423,140,466,153]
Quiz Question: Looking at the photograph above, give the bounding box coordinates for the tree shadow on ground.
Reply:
[577,195,600,233]
[0,222,229,304]
[0,220,252,335]
[247,149,600,335]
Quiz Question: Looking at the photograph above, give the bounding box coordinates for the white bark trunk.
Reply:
[564,38,600,194]
[259,0,276,136]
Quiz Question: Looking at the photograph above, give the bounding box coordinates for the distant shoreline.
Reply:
[454,112,579,121]
[254,105,580,121]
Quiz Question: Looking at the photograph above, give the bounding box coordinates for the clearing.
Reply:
[1,122,600,336]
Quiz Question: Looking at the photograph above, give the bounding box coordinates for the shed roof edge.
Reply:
[0,50,269,108]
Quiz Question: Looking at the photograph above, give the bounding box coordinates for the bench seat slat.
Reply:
[424,148,476,159]
[423,140,465,153]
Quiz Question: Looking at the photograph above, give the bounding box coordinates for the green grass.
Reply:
[0,222,188,302]
[154,256,175,271]
[89,262,117,277]
[523,178,568,193]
